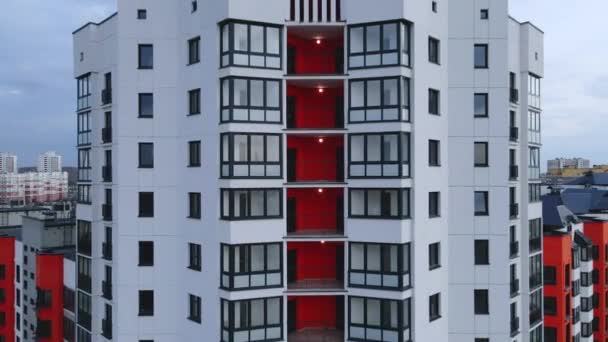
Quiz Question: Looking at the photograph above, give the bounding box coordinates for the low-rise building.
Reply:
[0,172,68,206]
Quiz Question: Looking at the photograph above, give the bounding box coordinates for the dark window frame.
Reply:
[220,76,282,124]
[348,132,411,179]
[474,240,490,265]
[221,297,283,341]
[428,36,440,64]
[429,192,440,218]
[188,243,202,271]
[188,294,202,323]
[474,142,489,167]
[347,296,411,342]
[429,139,440,166]
[474,93,489,118]
[221,188,283,220]
[188,141,201,167]
[77,111,92,146]
[474,289,489,315]
[429,293,441,321]
[76,73,91,111]
[220,243,283,291]
[474,191,489,216]
[429,242,441,270]
[348,188,410,219]
[138,241,154,267]
[428,88,440,115]
[138,290,154,316]
[137,9,147,20]
[188,192,202,219]
[219,19,283,70]
[138,143,154,168]
[474,44,489,69]
[138,44,154,69]
[188,88,201,115]
[348,76,410,123]
[347,20,412,69]
[188,36,201,65]
[220,133,282,179]
[349,242,411,290]
[138,192,154,218]
[138,93,154,118]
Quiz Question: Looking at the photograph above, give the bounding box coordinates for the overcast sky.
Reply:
[0,1,606,167]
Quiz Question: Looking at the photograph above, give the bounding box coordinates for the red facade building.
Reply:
[35,254,65,342]
[0,237,16,342]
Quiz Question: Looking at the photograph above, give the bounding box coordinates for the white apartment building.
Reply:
[72,1,542,341]
[0,172,68,206]
[548,158,592,172]
[0,152,18,174]
[37,151,63,173]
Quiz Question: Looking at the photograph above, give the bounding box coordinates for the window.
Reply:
[474,240,489,264]
[529,290,543,325]
[429,293,441,321]
[474,142,488,166]
[349,77,410,123]
[138,93,154,118]
[348,21,411,68]
[474,44,488,68]
[429,140,440,166]
[349,188,410,219]
[348,297,412,341]
[429,192,440,217]
[221,133,282,178]
[529,183,541,202]
[77,291,92,330]
[188,141,201,167]
[529,254,542,289]
[0,265,4,279]
[529,147,540,179]
[428,37,440,64]
[528,110,541,144]
[137,9,147,19]
[191,0,197,12]
[78,185,91,204]
[139,192,154,217]
[474,191,489,216]
[474,93,488,117]
[138,290,154,316]
[188,294,201,323]
[138,241,154,266]
[474,289,489,314]
[349,133,410,178]
[220,20,282,69]
[138,143,154,168]
[188,89,201,115]
[349,243,411,289]
[221,297,282,341]
[544,296,556,315]
[480,9,489,19]
[188,192,201,219]
[188,243,201,271]
[138,44,153,69]
[77,220,92,256]
[220,77,281,123]
[429,242,440,270]
[529,218,542,252]
[77,111,91,146]
[77,256,92,293]
[221,189,282,220]
[76,74,91,110]
[221,243,282,290]
[432,1,437,12]
[544,266,556,284]
[528,73,542,109]
[188,37,200,64]
[428,88,440,115]
[77,149,91,183]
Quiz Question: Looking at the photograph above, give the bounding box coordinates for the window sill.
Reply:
[429,214,441,219]
[187,61,200,66]
[138,215,154,218]
[188,266,202,272]
[138,312,154,317]
[138,263,154,267]
[474,115,489,118]
[187,164,201,168]
[429,112,441,116]
[429,164,441,167]
[187,216,202,220]
[137,66,153,70]
[188,317,202,324]
[474,164,489,168]
[137,115,154,119]
[430,315,442,322]
[474,66,489,69]
[138,166,154,169]
[474,213,489,217]
[429,264,441,271]
[187,112,201,116]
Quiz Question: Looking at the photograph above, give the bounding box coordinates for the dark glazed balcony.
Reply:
[509,242,519,258]
[510,279,519,297]
[101,88,112,105]
[529,307,542,325]
[102,127,112,144]
[287,135,344,183]
[509,204,519,219]
[286,80,344,130]
[287,296,344,342]
[287,188,344,237]
[78,274,92,293]
[102,280,112,300]
[102,318,113,339]
[102,204,112,221]
[509,165,519,180]
[287,26,344,75]
[287,242,344,291]
[102,242,113,261]
[102,166,112,182]
[529,237,542,253]
[510,317,520,336]
[510,88,519,104]
[509,127,519,142]
[78,310,92,330]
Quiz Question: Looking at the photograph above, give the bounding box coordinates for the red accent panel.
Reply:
[288,242,343,280]
[287,84,343,129]
[36,254,64,342]
[543,234,572,340]
[0,237,15,342]
[288,296,337,330]
[287,34,342,74]
[288,188,342,232]
[583,221,608,341]
[287,135,343,182]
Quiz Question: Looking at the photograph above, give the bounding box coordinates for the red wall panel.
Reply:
[36,254,64,342]
[0,237,15,342]
[543,234,572,341]
[287,136,343,181]
[288,242,342,280]
[288,188,342,232]
[287,84,343,129]
[583,221,608,342]
[288,296,337,330]
[287,35,342,74]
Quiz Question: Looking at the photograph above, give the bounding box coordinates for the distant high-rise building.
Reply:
[0,152,17,173]
[547,158,591,174]
[38,151,63,172]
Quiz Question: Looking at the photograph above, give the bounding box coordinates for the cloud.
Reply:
[586,76,608,99]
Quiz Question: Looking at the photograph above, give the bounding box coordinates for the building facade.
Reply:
[0,172,69,206]
[73,1,542,341]
[548,158,591,175]
[37,152,63,174]
[0,153,17,174]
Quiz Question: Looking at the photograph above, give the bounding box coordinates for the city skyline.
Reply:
[0,0,607,166]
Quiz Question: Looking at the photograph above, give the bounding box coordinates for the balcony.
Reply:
[510,279,520,297]
[287,188,344,237]
[286,80,344,129]
[102,127,112,144]
[529,307,542,326]
[101,88,112,105]
[77,237,91,256]
[287,26,344,75]
[102,204,112,221]
[510,242,519,258]
[529,237,542,253]
[102,242,113,261]
[510,88,519,104]
[78,274,92,293]
[509,165,519,180]
[287,135,344,183]
[78,310,92,330]
[102,318,113,339]
[102,165,112,183]
[287,296,344,342]
[509,203,519,219]
[287,242,344,291]
[509,127,519,142]
[510,317,520,336]
[102,280,112,300]
[529,274,542,290]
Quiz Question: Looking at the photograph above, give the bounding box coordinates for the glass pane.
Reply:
[383,135,398,161]
[367,245,381,271]
[351,81,365,107]
[234,79,248,106]
[250,191,265,217]
[350,27,364,53]
[474,94,487,116]
[351,190,365,215]
[222,25,230,53]
[474,143,487,165]
[383,23,398,50]
[267,27,280,54]
[367,135,381,162]
[387,190,398,216]
[367,80,381,107]
[234,191,248,218]
[267,244,280,270]
[350,136,365,162]
[367,190,381,216]
[234,135,248,162]
[250,299,265,326]
[351,243,364,270]
[267,298,280,325]
[222,79,230,107]
[366,25,381,52]
[251,25,264,53]
[266,81,280,108]
[367,299,381,325]
[266,136,280,162]
[383,79,398,106]
[250,80,264,107]
[250,136,264,162]
[251,245,265,271]
[234,24,249,51]
[266,190,280,216]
